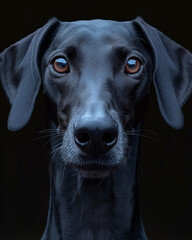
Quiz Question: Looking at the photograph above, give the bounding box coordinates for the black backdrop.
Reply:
[0,1,192,239]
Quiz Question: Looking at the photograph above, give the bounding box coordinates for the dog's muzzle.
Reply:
[72,116,118,178]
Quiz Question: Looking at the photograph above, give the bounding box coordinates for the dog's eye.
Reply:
[52,57,69,73]
[125,58,141,74]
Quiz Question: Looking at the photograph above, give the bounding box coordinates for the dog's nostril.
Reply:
[102,131,117,145]
[75,130,91,145]
[77,132,90,144]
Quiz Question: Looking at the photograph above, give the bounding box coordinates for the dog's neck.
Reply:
[41,123,147,240]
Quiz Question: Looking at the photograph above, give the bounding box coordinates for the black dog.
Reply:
[0,17,192,240]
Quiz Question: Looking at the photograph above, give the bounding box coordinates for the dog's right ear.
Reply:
[0,18,60,131]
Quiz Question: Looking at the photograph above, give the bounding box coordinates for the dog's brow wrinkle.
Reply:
[114,46,129,57]
[127,37,147,44]
[65,45,77,58]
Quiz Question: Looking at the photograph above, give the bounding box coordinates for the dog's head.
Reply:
[0,18,191,178]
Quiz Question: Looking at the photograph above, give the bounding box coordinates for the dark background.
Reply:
[0,0,192,239]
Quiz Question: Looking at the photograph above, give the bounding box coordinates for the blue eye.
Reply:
[125,58,141,74]
[52,57,69,73]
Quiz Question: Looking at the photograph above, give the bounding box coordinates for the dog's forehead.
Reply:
[55,19,137,48]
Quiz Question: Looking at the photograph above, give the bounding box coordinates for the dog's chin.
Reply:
[76,168,111,179]
[71,164,113,179]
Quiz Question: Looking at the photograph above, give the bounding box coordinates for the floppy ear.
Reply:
[133,17,192,129]
[0,18,60,131]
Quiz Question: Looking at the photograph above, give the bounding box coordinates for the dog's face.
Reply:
[42,20,153,178]
[0,18,191,178]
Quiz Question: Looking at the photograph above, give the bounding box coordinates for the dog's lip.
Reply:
[73,163,114,171]
[69,163,116,178]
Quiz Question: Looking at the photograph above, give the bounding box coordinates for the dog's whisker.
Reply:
[94,177,105,189]
[50,144,62,156]
[127,133,158,141]
[69,177,84,205]
[39,128,58,134]
[34,130,62,148]
[56,156,65,168]
[125,128,158,141]
[60,162,67,183]
[128,128,158,136]
[50,147,62,157]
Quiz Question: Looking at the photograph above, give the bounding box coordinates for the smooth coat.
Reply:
[0,17,192,240]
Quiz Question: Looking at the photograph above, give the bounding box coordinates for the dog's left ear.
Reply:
[0,18,60,131]
[133,17,192,129]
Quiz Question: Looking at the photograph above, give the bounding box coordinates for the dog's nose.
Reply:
[74,118,118,155]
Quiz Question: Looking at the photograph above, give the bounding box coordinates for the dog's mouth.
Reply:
[70,163,116,178]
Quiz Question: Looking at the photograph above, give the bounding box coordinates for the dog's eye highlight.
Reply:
[125,58,141,74]
[52,57,69,73]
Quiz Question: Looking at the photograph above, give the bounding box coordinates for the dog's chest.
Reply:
[78,201,114,240]
[60,178,120,240]
[58,172,133,240]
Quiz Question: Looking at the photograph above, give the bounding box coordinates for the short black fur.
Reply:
[0,17,192,240]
